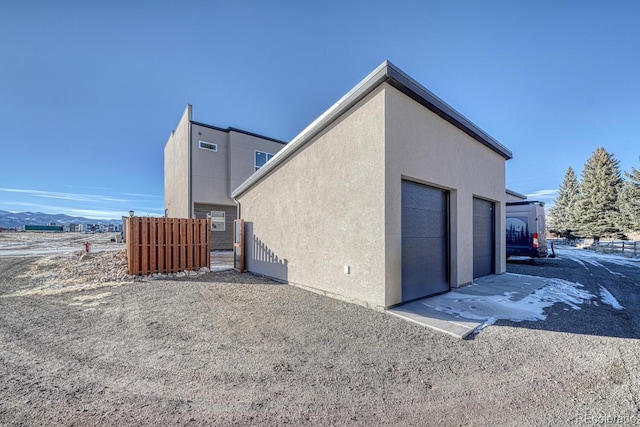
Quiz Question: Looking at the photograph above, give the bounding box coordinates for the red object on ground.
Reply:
[84,242,91,253]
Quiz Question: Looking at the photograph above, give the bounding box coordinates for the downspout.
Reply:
[233,197,240,220]
[188,121,193,218]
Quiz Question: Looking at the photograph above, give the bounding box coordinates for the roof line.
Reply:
[232,60,512,199]
[383,63,512,160]
[507,201,544,206]
[191,121,287,144]
[506,188,527,199]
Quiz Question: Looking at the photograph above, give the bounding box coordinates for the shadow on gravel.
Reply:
[506,258,570,272]
[504,256,640,340]
[191,270,285,286]
[506,258,539,265]
[489,308,637,340]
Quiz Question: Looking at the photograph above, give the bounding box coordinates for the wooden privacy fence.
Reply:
[126,217,210,276]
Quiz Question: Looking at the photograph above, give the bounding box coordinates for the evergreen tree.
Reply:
[574,147,623,241]
[618,158,640,233]
[548,166,580,238]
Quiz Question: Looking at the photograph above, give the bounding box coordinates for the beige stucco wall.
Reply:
[383,84,506,307]
[236,83,508,310]
[238,87,388,308]
[164,105,191,218]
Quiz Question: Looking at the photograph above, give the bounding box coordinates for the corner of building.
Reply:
[163,104,193,218]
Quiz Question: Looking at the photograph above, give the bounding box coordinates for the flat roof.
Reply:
[506,201,544,206]
[233,60,513,198]
[192,121,287,145]
[506,188,527,200]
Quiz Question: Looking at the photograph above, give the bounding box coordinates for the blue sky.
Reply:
[1,1,639,219]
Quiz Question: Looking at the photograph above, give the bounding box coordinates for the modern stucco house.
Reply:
[164,104,286,250]
[232,60,513,310]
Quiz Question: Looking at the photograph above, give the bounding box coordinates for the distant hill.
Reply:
[0,211,122,229]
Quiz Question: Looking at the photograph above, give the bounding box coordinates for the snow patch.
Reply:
[210,265,233,272]
[599,286,624,310]
[555,246,640,270]
[422,277,595,325]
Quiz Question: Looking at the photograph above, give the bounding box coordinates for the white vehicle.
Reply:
[506,201,548,258]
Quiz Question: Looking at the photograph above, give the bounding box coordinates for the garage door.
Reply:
[401,180,449,302]
[473,197,495,279]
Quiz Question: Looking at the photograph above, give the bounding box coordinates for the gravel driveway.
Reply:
[1,247,639,426]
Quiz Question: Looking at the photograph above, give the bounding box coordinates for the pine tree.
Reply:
[618,158,640,233]
[574,147,623,241]
[548,166,580,238]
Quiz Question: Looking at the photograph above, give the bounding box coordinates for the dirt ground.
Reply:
[1,234,640,426]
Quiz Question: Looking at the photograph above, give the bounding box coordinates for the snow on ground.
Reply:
[429,245,636,327]
[0,232,124,256]
[210,251,233,271]
[0,233,234,272]
[599,286,624,310]
[425,276,598,326]
[0,246,123,256]
[554,245,640,272]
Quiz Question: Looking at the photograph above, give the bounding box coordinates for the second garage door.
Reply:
[473,197,495,279]
[401,180,449,302]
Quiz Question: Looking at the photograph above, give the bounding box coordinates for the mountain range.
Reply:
[0,211,122,229]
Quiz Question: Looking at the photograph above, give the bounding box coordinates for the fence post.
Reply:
[157,218,165,274]
[187,219,194,270]
[149,217,157,275]
[126,217,133,275]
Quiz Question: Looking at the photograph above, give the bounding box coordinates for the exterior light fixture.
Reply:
[129,210,134,217]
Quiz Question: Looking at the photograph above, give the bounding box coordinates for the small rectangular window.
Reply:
[255,150,274,171]
[199,141,217,152]
[210,211,225,231]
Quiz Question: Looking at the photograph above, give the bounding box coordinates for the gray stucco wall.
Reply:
[190,126,286,210]
[239,87,388,308]
[164,105,191,218]
[383,84,506,306]
[191,125,231,207]
[229,131,286,196]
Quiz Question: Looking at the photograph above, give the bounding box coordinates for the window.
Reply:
[255,150,275,171]
[199,141,217,152]
[210,211,225,231]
